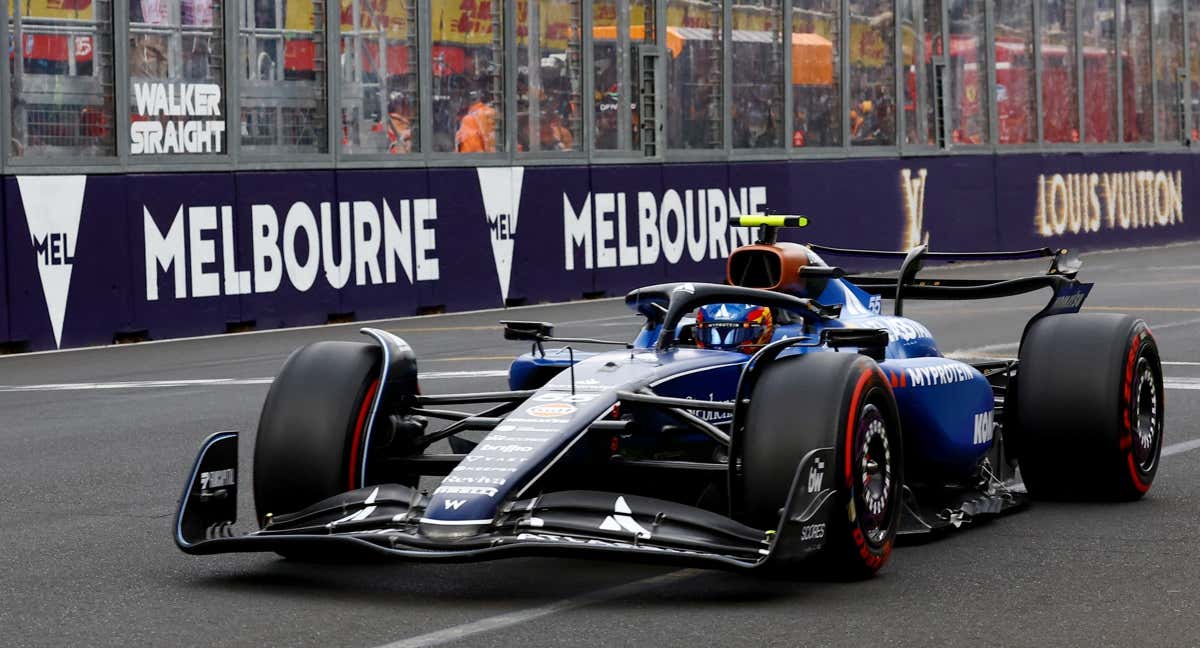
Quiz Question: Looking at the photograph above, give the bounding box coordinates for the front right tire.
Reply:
[739,352,903,579]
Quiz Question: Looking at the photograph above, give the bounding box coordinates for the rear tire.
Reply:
[740,352,903,579]
[1016,313,1163,500]
[253,341,381,522]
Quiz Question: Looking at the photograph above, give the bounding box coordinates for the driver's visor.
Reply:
[697,321,766,349]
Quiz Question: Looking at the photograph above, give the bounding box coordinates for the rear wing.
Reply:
[727,216,1091,341]
[809,243,1085,317]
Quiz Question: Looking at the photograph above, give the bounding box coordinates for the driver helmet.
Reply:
[695,303,775,354]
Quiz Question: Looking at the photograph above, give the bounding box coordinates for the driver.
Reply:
[694,303,775,354]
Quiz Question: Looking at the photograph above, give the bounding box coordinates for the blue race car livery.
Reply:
[176,216,1164,579]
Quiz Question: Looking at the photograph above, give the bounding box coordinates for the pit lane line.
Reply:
[370,433,1200,648]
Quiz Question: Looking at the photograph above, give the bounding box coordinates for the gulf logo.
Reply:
[527,402,577,418]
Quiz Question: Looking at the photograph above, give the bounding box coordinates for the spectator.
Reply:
[456,90,498,153]
[793,109,808,147]
[386,93,414,154]
[540,112,574,151]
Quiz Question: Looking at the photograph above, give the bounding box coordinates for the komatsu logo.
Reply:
[562,186,763,269]
[973,410,994,445]
[143,199,439,300]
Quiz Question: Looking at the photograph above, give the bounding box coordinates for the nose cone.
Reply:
[419,518,490,540]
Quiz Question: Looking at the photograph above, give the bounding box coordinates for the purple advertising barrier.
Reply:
[5,151,1200,354]
[0,177,8,344]
[233,171,341,329]
[129,173,242,340]
[424,166,522,313]
[335,168,429,320]
[510,165,594,304]
[729,160,792,230]
[778,158,909,271]
[579,163,667,298]
[994,152,1199,252]
[910,155,1002,252]
[659,162,732,284]
[5,174,133,350]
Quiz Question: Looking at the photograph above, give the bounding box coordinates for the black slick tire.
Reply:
[740,352,903,579]
[253,341,382,521]
[1016,313,1163,500]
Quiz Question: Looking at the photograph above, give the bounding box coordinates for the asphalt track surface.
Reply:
[3,242,1200,647]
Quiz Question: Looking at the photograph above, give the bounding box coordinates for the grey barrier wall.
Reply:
[1,152,1195,351]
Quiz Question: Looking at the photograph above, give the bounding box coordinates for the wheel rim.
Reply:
[1132,357,1159,472]
[856,402,893,545]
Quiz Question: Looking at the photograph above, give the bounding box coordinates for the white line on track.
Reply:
[1164,438,1200,457]
[375,433,1200,648]
[946,316,1200,360]
[1149,317,1200,331]
[1165,377,1200,391]
[0,297,625,360]
[6,372,1200,394]
[0,370,509,393]
[373,569,701,648]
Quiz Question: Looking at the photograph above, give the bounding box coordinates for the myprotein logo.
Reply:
[477,167,525,303]
[17,175,87,348]
[562,186,762,270]
[900,168,930,250]
[143,199,438,300]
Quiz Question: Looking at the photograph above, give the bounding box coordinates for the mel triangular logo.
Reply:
[17,176,86,348]
[477,167,525,304]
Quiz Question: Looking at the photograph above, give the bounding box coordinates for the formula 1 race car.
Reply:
[175,216,1164,579]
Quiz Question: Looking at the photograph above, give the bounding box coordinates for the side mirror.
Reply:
[821,328,889,361]
[502,320,554,341]
[798,265,845,279]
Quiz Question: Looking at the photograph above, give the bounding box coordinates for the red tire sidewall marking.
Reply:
[1121,328,1151,493]
[845,369,892,570]
[348,378,381,491]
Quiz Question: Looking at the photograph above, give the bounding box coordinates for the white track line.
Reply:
[946,316,1200,360]
[416,370,510,380]
[1165,377,1200,391]
[373,569,700,648]
[0,378,274,392]
[0,297,624,361]
[0,370,509,393]
[5,371,1200,394]
[1149,317,1200,331]
[1164,438,1200,457]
